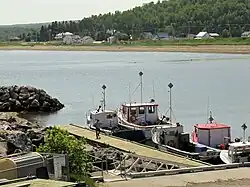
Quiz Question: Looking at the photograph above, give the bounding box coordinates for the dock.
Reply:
[59,124,206,167]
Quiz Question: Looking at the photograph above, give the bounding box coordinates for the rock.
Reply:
[0,102,11,111]
[0,93,10,101]
[10,91,18,99]
[0,112,45,155]
[0,85,64,112]
[7,132,31,151]
[0,141,7,156]
[30,99,40,108]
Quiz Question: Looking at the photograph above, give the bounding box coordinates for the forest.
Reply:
[1,0,250,42]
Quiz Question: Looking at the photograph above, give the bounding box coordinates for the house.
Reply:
[209,33,220,37]
[82,36,94,45]
[55,32,73,40]
[140,32,153,40]
[153,32,169,40]
[195,32,211,39]
[63,35,82,45]
[9,36,21,41]
[241,31,250,38]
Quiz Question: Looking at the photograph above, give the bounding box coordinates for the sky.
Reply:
[0,0,156,25]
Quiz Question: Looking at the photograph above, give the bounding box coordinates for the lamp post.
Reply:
[168,83,173,122]
[241,123,247,144]
[139,72,143,103]
[102,85,107,111]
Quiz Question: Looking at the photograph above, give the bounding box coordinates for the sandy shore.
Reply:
[0,45,250,54]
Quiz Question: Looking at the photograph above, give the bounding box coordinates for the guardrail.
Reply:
[127,162,250,178]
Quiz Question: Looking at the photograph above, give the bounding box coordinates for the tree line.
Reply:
[2,0,250,42]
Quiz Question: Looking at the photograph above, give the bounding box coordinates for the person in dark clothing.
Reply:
[94,119,101,139]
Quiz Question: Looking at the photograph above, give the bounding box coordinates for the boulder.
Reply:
[0,112,45,155]
[0,85,64,112]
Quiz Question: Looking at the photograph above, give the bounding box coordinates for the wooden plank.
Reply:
[59,125,205,167]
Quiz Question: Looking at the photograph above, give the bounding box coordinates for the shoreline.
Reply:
[0,45,250,54]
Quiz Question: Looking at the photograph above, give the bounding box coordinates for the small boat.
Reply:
[86,85,119,134]
[220,123,250,164]
[151,84,222,162]
[117,72,171,142]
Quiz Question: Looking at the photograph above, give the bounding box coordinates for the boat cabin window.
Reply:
[130,108,137,115]
[148,106,155,113]
[113,113,117,117]
[139,107,145,114]
[106,114,113,119]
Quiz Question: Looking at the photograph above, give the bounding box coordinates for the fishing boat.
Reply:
[86,85,119,134]
[220,123,250,164]
[117,72,172,142]
[151,84,222,161]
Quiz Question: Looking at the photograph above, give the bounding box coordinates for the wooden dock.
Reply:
[59,124,206,167]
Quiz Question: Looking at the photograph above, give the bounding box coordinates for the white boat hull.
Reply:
[118,115,155,140]
[220,150,231,164]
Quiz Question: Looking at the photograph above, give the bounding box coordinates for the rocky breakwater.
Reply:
[0,112,47,156]
[0,85,64,112]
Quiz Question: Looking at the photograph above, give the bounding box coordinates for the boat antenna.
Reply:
[139,71,143,103]
[242,123,247,144]
[152,80,156,99]
[128,82,131,103]
[102,85,107,112]
[206,96,210,123]
[168,83,174,122]
[91,93,95,108]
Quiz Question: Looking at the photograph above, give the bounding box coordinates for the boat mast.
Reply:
[242,123,247,144]
[152,80,156,99]
[206,96,210,123]
[168,83,173,122]
[102,85,107,112]
[139,71,143,103]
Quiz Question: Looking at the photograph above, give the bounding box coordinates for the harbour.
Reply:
[1,50,250,186]
[1,50,250,138]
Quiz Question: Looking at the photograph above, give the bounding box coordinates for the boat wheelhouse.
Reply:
[120,101,159,126]
[220,123,250,164]
[118,100,167,139]
[192,112,231,149]
[220,141,250,164]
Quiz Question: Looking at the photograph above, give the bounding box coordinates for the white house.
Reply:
[63,35,94,45]
[209,33,220,37]
[195,32,210,39]
[55,32,73,40]
[241,31,250,38]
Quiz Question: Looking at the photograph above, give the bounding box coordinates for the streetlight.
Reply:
[168,83,173,122]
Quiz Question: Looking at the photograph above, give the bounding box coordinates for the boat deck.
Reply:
[59,124,206,167]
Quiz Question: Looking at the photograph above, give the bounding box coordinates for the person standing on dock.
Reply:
[94,119,101,139]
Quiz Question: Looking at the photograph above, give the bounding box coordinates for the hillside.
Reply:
[38,0,250,41]
[0,23,49,41]
[1,0,250,42]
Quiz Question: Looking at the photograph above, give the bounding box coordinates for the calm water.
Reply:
[1,50,250,138]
